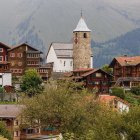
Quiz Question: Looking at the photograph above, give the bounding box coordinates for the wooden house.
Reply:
[72,68,113,93]
[109,56,140,87]
[0,42,10,72]
[8,43,52,79]
[0,105,40,140]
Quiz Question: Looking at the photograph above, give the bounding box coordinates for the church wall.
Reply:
[46,46,73,72]
[46,46,58,72]
[56,58,73,72]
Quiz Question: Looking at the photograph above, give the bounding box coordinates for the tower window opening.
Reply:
[75,33,78,38]
[64,61,66,66]
[75,33,78,44]
[83,33,87,38]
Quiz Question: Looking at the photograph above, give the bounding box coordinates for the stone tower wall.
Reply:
[73,31,91,70]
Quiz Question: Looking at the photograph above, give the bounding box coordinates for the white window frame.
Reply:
[0,48,3,52]
[10,53,15,58]
[17,53,23,58]
[96,73,102,77]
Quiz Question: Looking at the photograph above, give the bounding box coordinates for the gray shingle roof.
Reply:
[52,43,73,58]
[0,105,24,118]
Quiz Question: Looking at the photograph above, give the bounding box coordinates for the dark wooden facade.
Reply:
[0,42,10,72]
[109,56,140,87]
[73,68,112,93]
[7,43,52,79]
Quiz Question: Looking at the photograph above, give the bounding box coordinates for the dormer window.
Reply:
[83,33,87,38]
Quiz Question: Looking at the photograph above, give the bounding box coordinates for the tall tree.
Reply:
[20,69,43,96]
[20,80,140,140]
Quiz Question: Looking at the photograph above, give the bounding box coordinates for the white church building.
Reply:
[46,16,93,72]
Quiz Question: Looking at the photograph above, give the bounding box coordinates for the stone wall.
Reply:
[73,31,91,70]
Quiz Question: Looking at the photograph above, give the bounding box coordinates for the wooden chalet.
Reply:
[8,43,53,79]
[109,56,140,87]
[0,42,10,72]
[72,68,113,93]
[0,105,41,140]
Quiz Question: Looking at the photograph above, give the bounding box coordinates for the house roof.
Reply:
[0,105,24,118]
[81,69,113,77]
[73,17,91,32]
[8,43,41,52]
[49,43,73,58]
[109,56,140,67]
[0,42,11,49]
[98,95,129,106]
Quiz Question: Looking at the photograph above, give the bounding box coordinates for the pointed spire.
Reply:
[73,12,91,32]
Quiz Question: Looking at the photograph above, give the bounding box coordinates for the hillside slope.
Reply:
[0,0,140,49]
[93,28,140,67]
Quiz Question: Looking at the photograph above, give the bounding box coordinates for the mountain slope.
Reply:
[93,28,140,67]
[0,0,140,49]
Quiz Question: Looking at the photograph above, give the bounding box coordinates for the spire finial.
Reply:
[81,9,83,17]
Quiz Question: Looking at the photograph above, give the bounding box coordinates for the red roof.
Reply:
[110,56,140,67]
[98,95,116,102]
[81,69,113,77]
[0,42,11,49]
[98,95,129,105]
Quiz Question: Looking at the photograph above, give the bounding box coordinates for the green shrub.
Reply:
[131,87,140,95]
[110,87,125,99]
[0,87,4,93]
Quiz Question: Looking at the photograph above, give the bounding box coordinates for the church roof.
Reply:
[52,43,73,58]
[73,17,91,32]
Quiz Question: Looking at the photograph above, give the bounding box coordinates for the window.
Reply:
[94,81,99,85]
[70,61,73,66]
[14,120,19,126]
[18,69,22,73]
[11,62,15,66]
[64,61,66,66]
[14,131,19,137]
[17,53,23,58]
[10,53,15,57]
[96,73,102,77]
[27,129,34,134]
[83,33,87,38]
[18,62,22,66]
[0,56,3,62]
[75,33,78,44]
[0,48,3,52]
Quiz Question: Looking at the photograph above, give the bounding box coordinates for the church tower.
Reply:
[73,14,92,70]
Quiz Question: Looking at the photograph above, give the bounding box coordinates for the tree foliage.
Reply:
[101,64,113,74]
[110,87,125,99]
[131,87,140,95]
[20,69,43,96]
[0,122,12,140]
[21,80,140,140]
